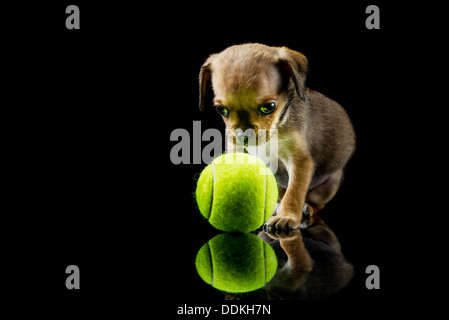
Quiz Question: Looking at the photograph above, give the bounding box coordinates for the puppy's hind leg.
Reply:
[305,168,344,221]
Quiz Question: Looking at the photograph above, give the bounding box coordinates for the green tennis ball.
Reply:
[196,153,278,232]
[195,233,278,293]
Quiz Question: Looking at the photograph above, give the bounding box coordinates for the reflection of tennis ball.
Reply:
[196,153,278,233]
[195,233,277,293]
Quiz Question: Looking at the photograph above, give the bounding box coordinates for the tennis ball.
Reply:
[195,233,278,293]
[196,153,278,232]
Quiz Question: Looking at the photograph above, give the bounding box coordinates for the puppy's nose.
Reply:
[236,130,254,145]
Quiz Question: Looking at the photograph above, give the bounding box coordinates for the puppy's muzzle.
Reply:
[236,130,255,145]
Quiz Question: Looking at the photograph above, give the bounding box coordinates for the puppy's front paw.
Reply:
[264,214,300,231]
[264,228,300,240]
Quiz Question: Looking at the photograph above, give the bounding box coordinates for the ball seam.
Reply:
[263,242,267,283]
[207,242,214,286]
[263,172,268,225]
[209,162,215,221]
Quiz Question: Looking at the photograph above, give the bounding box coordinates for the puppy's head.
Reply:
[199,43,308,145]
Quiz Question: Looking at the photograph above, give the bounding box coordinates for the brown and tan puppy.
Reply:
[199,43,355,233]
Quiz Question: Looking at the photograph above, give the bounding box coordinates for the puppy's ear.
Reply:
[278,47,308,101]
[199,56,214,111]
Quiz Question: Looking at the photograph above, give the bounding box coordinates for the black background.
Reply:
[5,0,439,316]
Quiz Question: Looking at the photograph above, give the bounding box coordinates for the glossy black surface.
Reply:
[6,1,428,315]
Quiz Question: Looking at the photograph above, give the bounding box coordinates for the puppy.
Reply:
[199,43,355,235]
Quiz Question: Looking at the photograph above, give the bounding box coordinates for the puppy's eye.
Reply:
[215,105,229,117]
[259,102,276,116]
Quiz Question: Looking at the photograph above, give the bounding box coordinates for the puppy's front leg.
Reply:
[266,153,314,230]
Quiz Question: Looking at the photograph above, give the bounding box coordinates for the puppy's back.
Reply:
[306,89,355,176]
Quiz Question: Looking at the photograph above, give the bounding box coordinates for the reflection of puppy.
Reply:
[226,217,354,300]
[199,43,355,232]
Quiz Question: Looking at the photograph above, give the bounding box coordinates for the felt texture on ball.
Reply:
[196,153,278,232]
[195,233,278,293]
